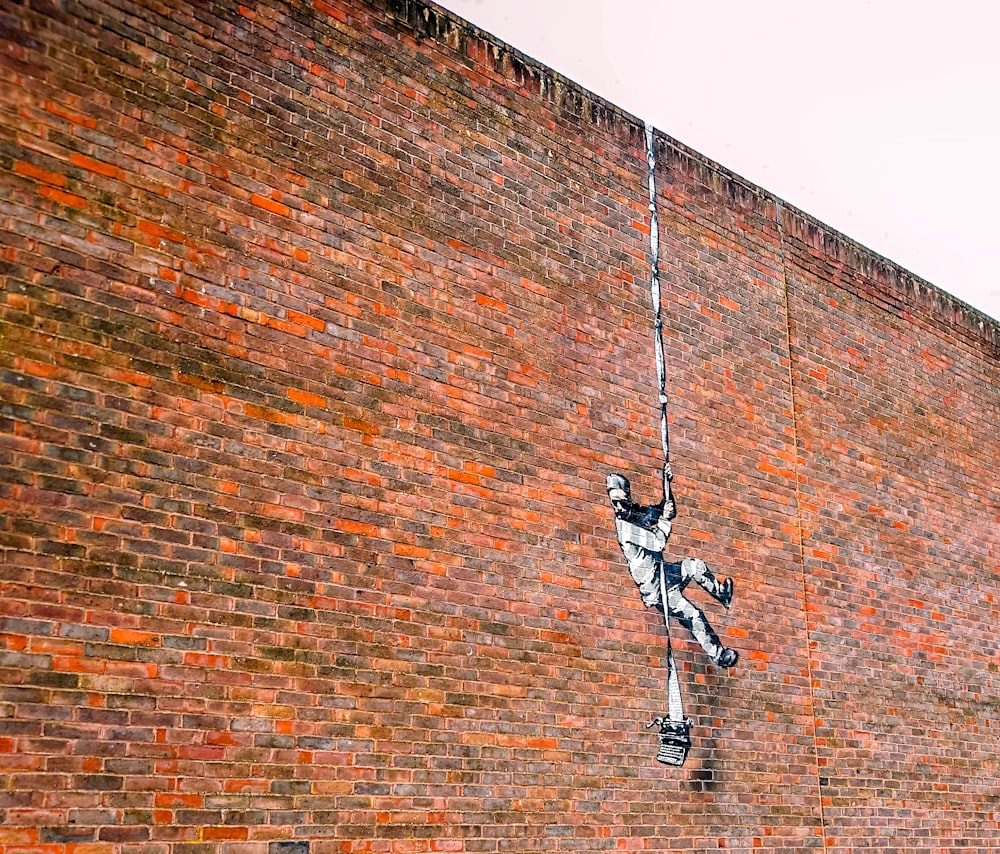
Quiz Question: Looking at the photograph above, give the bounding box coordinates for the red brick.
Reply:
[250,193,290,217]
[108,629,160,646]
[69,153,119,179]
[287,387,327,408]
[15,161,66,186]
[39,185,87,209]
[137,219,184,244]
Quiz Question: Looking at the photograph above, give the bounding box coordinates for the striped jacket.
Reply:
[614,517,671,607]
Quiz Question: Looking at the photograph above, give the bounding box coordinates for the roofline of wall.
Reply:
[375,0,1000,356]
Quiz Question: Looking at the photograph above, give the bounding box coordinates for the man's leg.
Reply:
[681,557,733,609]
[665,587,738,668]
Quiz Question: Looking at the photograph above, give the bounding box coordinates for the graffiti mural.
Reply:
[607,469,736,670]
[606,467,737,765]
[606,124,739,766]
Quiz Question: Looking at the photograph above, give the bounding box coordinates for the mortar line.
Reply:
[775,201,828,849]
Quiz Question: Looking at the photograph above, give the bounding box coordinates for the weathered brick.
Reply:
[0,0,998,852]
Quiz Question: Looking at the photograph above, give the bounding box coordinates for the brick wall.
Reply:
[0,0,997,851]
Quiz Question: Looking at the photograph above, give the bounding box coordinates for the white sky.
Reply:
[437,0,1000,323]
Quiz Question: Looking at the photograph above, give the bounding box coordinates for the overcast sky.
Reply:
[437,0,1000,323]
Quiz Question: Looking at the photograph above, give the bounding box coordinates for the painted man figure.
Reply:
[606,466,738,668]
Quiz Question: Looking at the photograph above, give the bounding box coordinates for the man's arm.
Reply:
[663,461,676,521]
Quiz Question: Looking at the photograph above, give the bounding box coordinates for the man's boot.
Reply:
[717,648,738,668]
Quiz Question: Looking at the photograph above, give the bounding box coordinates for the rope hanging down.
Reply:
[642,122,692,765]
[645,122,672,505]
[608,130,738,764]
